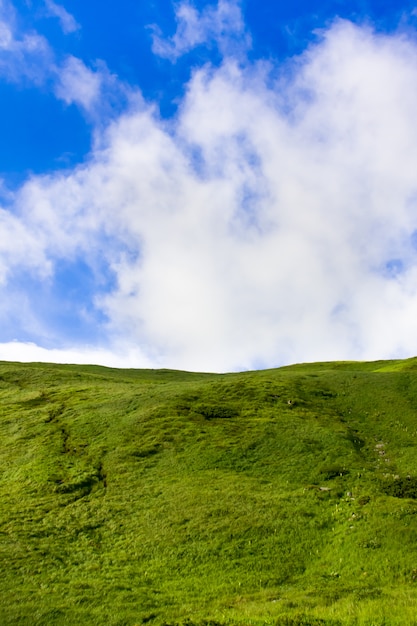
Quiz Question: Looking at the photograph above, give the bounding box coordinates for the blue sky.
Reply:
[1,0,417,371]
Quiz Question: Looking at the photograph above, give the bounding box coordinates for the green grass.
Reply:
[2,358,417,624]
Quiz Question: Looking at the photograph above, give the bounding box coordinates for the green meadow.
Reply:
[2,358,417,625]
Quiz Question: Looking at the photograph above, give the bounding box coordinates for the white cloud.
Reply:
[0,206,52,284]
[0,2,118,116]
[55,55,102,111]
[0,2,53,85]
[0,341,153,368]
[44,0,80,34]
[4,18,417,371]
[151,0,250,61]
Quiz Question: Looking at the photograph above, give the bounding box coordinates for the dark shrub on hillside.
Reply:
[132,445,160,458]
[275,616,342,625]
[319,464,349,480]
[194,403,238,420]
[345,430,365,451]
[164,621,341,626]
[164,620,228,626]
[383,476,417,499]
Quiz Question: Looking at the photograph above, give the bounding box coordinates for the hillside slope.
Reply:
[2,359,417,625]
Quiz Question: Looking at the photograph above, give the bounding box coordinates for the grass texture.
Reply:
[2,358,417,624]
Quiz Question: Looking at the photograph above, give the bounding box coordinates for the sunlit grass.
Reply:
[1,359,417,624]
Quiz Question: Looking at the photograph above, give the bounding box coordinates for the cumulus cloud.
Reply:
[151,0,250,60]
[0,341,153,368]
[54,56,132,116]
[44,0,80,34]
[3,16,417,371]
[0,2,119,116]
[0,206,52,283]
[0,0,53,84]
[54,55,102,111]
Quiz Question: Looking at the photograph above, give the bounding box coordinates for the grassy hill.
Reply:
[2,358,417,625]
